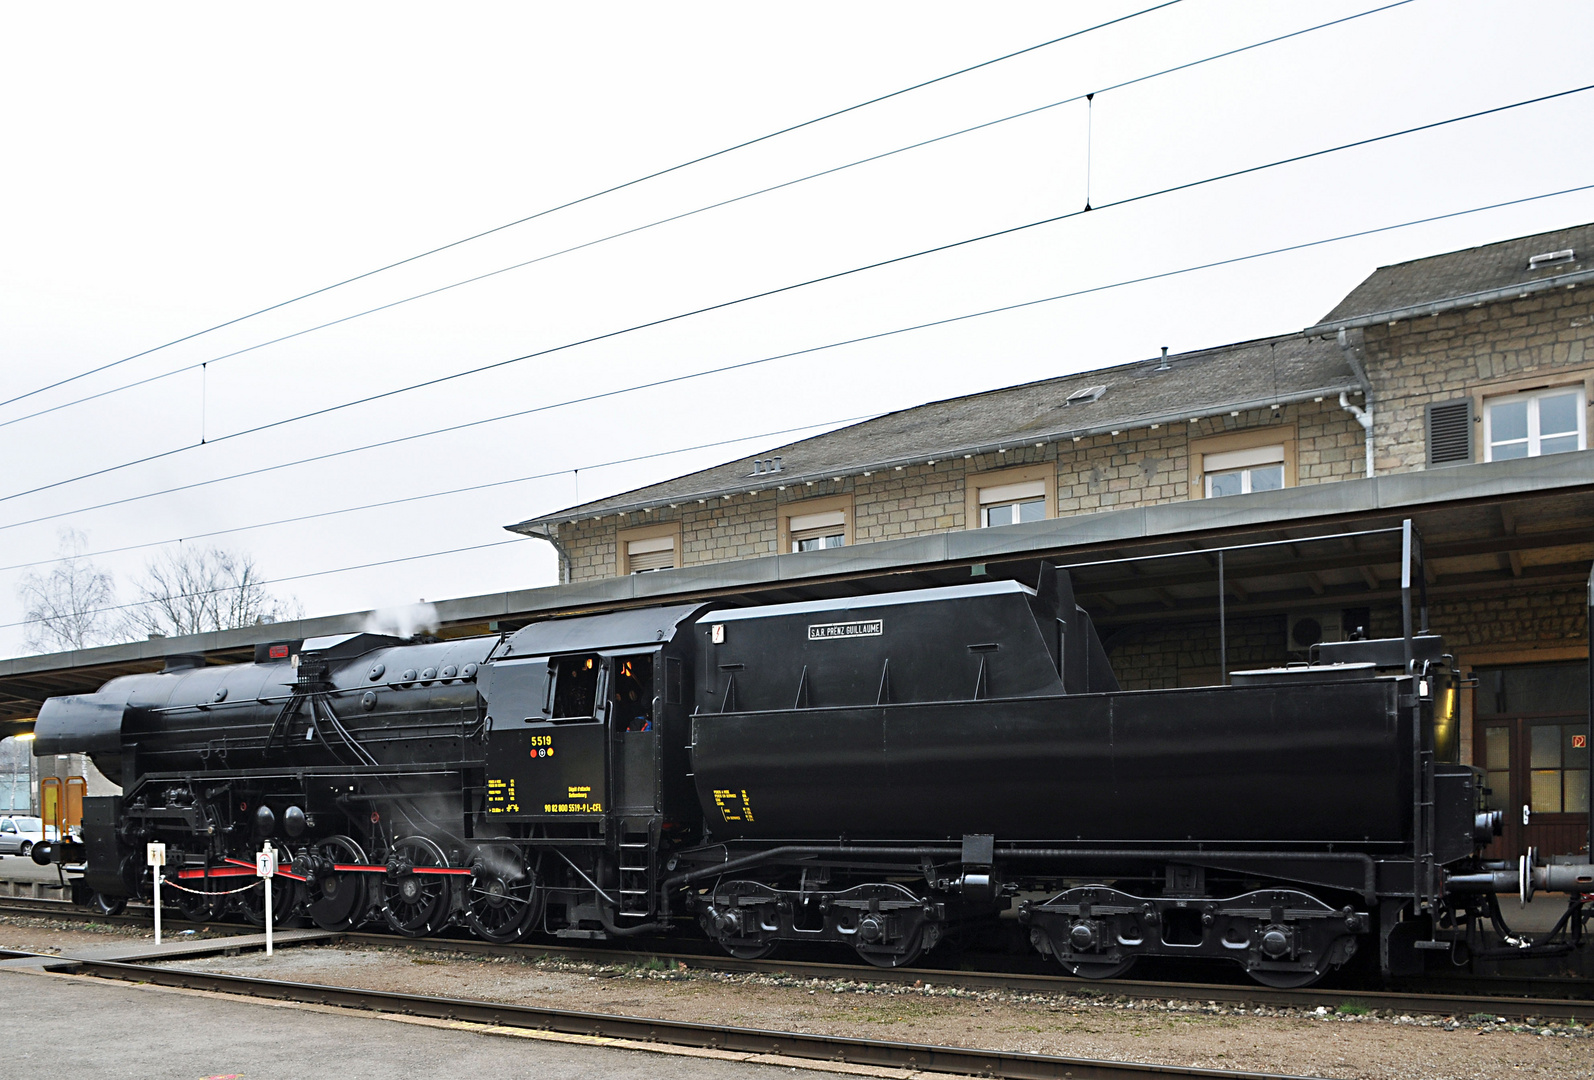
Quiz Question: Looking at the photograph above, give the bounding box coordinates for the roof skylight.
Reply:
[1527,248,1575,270]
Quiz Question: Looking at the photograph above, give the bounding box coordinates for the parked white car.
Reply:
[0,815,57,857]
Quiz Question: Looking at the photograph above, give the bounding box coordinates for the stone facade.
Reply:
[1362,285,1594,473]
[548,276,1594,582]
[553,397,1369,579]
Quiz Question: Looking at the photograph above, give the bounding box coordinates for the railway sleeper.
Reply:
[697,879,945,968]
[1020,886,1366,988]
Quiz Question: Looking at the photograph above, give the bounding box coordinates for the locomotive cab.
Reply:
[480,650,664,819]
[475,603,706,935]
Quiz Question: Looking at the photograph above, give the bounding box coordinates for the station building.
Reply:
[2,222,1591,861]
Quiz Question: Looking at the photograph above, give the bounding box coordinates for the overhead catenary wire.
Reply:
[5,78,1587,508]
[0,538,537,632]
[0,1,1419,435]
[0,1,1185,415]
[6,180,1589,539]
[0,414,881,574]
[9,179,1587,630]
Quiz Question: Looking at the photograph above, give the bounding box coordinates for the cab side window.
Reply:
[611,655,654,732]
[550,655,601,719]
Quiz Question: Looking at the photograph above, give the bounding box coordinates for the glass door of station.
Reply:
[1473,662,1589,859]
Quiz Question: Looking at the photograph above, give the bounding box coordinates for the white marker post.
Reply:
[255,845,278,956]
[146,843,166,946]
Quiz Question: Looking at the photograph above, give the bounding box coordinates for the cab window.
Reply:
[611,655,655,732]
[550,654,601,719]
[0,820,15,833]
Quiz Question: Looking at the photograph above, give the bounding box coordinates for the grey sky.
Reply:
[2,0,1592,657]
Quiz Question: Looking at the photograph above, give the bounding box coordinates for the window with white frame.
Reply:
[979,479,1046,527]
[1484,387,1585,461]
[1202,444,1284,498]
[789,509,845,551]
[625,534,676,573]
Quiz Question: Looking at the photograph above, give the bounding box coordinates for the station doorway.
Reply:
[1473,662,1589,859]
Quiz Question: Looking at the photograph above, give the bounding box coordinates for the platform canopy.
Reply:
[3,450,1590,733]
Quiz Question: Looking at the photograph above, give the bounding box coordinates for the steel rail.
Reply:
[2,897,1590,1020]
[339,932,1594,1023]
[64,957,1320,1080]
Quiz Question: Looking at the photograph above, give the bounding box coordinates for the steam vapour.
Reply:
[362,602,439,638]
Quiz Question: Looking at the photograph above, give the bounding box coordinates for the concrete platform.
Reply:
[1,966,847,1080]
[1497,893,1580,934]
[0,927,336,971]
[65,927,336,962]
[0,856,69,899]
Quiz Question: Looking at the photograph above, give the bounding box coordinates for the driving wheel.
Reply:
[382,836,453,937]
[464,849,543,943]
[238,873,301,927]
[174,876,229,921]
[308,835,372,932]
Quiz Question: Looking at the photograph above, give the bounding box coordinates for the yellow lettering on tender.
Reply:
[712,788,753,823]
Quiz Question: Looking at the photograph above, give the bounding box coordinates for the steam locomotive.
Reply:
[31,548,1593,986]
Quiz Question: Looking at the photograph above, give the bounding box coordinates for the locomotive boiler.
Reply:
[29,534,1593,985]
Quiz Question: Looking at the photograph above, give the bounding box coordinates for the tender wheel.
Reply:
[307,835,372,932]
[855,927,926,969]
[382,836,453,937]
[464,850,543,943]
[18,841,31,858]
[720,941,780,960]
[1247,967,1325,989]
[857,945,923,969]
[88,891,126,917]
[1059,957,1137,980]
[699,898,778,960]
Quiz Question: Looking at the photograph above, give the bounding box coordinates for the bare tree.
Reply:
[121,546,301,638]
[18,529,117,653]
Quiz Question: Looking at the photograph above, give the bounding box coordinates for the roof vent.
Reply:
[1527,248,1575,270]
[749,456,783,476]
[1154,346,1170,372]
[1064,384,1108,406]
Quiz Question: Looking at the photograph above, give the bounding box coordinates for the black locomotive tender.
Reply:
[32,522,1593,987]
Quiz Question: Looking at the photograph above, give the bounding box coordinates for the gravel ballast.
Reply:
[3,916,1589,1079]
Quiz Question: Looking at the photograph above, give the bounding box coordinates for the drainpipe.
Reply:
[523,524,571,585]
[1336,328,1375,479]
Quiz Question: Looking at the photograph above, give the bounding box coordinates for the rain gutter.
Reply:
[1306,267,1594,335]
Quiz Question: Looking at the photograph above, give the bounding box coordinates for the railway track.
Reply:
[3,896,1590,1023]
[37,953,1315,1080]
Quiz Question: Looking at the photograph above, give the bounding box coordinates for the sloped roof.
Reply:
[1315,221,1594,329]
[510,220,1594,532]
[509,332,1358,529]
